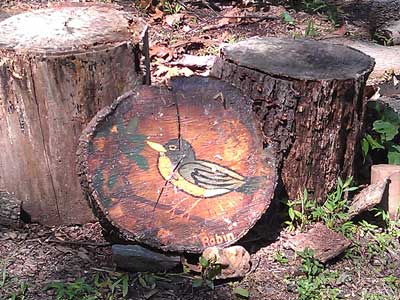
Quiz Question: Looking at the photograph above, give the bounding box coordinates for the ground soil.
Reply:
[0,1,399,300]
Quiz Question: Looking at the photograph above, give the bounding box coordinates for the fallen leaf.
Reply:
[218,7,241,25]
[151,7,164,21]
[165,13,183,27]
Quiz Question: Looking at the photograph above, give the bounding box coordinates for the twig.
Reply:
[46,238,111,247]
[202,16,277,32]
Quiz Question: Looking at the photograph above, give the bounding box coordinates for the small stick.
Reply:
[46,238,111,247]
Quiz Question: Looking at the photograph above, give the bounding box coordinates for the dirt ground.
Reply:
[0,1,399,300]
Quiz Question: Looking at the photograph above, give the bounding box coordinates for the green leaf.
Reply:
[373,120,399,141]
[361,137,369,158]
[192,278,203,288]
[281,12,295,25]
[233,287,250,298]
[126,117,139,134]
[288,207,295,221]
[388,144,400,165]
[122,276,129,297]
[134,155,149,171]
[199,256,209,269]
[366,134,385,150]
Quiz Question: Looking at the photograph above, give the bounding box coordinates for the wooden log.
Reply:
[77,76,277,253]
[371,164,400,219]
[211,37,375,200]
[112,244,181,272]
[0,3,148,225]
[0,191,21,227]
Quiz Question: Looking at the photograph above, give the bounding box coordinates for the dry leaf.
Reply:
[218,7,241,25]
[151,7,164,21]
[165,13,183,27]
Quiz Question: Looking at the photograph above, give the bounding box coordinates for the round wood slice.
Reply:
[0,3,147,225]
[211,37,375,200]
[77,76,277,252]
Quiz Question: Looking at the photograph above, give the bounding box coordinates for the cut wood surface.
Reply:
[211,37,375,200]
[77,76,277,252]
[322,38,400,82]
[0,191,21,227]
[0,3,148,225]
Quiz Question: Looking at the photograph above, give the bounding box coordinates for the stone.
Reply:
[285,223,351,263]
[347,180,389,219]
[112,244,181,272]
[202,245,251,279]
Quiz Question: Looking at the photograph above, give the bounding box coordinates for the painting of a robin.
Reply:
[147,138,265,198]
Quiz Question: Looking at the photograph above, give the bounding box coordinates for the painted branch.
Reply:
[77,76,277,253]
[211,37,375,200]
[0,191,21,227]
[371,164,400,219]
[0,3,148,225]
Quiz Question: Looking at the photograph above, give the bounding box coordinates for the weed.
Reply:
[281,12,295,25]
[163,1,182,15]
[304,19,316,36]
[192,255,222,289]
[274,251,289,265]
[373,33,394,46]
[232,287,250,298]
[302,0,341,27]
[362,101,400,165]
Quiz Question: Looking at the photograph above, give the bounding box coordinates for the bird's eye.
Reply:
[168,145,177,151]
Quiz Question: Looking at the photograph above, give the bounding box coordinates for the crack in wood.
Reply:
[28,63,61,221]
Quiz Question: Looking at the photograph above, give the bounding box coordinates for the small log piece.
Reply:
[371,164,400,219]
[0,191,21,227]
[77,76,277,252]
[0,3,148,225]
[211,37,375,200]
[112,244,181,272]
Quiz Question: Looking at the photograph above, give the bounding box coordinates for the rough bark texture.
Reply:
[0,3,148,225]
[0,191,21,227]
[211,37,375,200]
[77,76,277,253]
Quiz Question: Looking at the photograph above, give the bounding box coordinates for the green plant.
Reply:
[233,287,250,299]
[282,12,295,25]
[192,256,222,289]
[304,19,316,36]
[163,1,182,14]
[283,188,317,231]
[295,248,339,300]
[373,33,394,46]
[274,251,289,265]
[362,101,400,165]
[6,282,28,300]
[302,0,341,27]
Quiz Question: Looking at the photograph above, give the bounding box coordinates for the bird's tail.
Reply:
[235,176,266,195]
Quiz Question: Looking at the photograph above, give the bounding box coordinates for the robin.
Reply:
[147,138,264,198]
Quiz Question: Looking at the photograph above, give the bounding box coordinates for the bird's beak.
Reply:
[146,141,167,153]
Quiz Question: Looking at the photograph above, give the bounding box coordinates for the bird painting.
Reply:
[146,138,265,199]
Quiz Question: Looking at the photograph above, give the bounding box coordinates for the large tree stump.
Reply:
[211,37,375,200]
[0,4,148,225]
[77,76,277,252]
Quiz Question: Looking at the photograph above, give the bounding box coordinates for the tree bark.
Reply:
[77,76,277,253]
[0,191,21,228]
[211,37,375,200]
[0,3,148,225]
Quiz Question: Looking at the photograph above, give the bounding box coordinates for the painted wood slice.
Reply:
[78,76,276,252]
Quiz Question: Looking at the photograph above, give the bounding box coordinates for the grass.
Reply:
[281,177,400,299]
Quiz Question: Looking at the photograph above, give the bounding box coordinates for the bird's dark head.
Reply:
[147,138,195,165]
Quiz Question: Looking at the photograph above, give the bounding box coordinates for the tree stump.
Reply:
[0,191,21,228]
[211,37,375,200]
[77,76,277,252]
[0,3,148,225]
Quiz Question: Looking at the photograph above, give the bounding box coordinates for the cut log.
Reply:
[0,191,21,227]
[211,37,375,200]
[77,76,277,253]
[371,164,400,219]
[0,3,148,225]
[112,244,181,272]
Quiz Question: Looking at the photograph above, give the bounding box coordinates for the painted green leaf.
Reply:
[93,168,104,191]
[233,287,250,298]
[388,144,400,165]
[366,134,385,150]
[127,134,146,144]
[134,154,149,171]
[126,117,139,134]
[373,120,399,142]
[107,166,119,189]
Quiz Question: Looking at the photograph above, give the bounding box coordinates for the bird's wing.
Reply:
[178,160,245,190]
